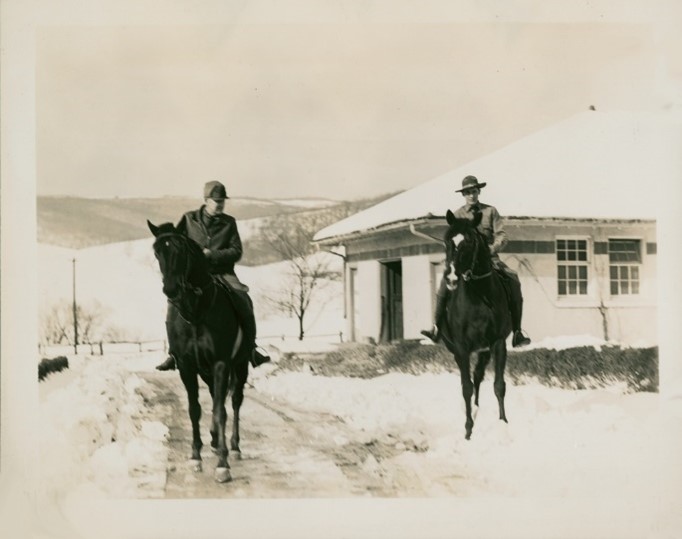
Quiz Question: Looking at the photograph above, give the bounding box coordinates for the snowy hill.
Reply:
[37,193,393,249]
[38,238,344,346]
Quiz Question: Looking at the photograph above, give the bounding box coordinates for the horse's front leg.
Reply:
[473,350,491,407]
[492,339,508,423]
[179,368,203,471]
[212,361,231,483]
[455,352,474,440]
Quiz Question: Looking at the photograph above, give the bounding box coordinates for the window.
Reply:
[608,239,641,295]
[556,238,588,296]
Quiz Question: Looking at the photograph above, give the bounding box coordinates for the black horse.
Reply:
[148,220,250,482]
[439,210,512,440]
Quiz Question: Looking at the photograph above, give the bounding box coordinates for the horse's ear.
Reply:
[147,220,160,237]
[446,209,456,225]
[471,211,483,228]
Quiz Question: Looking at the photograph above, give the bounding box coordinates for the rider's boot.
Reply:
[509,286,531,348]
[250,346,271,367]
[156,353,176,371]
[420,291,448,343]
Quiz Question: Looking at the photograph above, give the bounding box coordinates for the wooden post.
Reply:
[72,257,78,355]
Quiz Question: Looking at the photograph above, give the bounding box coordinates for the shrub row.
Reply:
[38,355,69,381]
[275,341,658,392]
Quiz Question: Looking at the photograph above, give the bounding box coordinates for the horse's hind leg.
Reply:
[473,350,491,407]
[211,361,231,483]
[230,360,248,454]
[492,340,508,423]
[179,369,203,470]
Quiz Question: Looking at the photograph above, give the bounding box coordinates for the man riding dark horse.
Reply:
[155,180,270,370]
[421,175,531,348]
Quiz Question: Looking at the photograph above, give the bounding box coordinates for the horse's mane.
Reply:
[151,222,208,278]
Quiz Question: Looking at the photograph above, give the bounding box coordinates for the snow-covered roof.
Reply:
[314,111,682,243]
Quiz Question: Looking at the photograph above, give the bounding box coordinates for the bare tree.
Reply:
[263,219,339,340]
[39,299,109,345]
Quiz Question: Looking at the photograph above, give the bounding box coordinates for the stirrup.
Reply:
[512,330,531,348]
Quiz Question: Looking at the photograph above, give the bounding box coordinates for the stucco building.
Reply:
[313,111,676,346]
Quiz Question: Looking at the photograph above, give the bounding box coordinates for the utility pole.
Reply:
[72,257,78,354]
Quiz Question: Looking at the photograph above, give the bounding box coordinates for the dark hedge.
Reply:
[38,355,69,381]
[274,341,658,392]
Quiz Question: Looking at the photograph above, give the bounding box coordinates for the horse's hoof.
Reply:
[232,450,242,461]
[189,459,202,472]
[215,467,232,483]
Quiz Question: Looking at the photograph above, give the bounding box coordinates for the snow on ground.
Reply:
[38,353,169,501]
[31,331,682,537]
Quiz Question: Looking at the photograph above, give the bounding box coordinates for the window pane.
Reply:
[610,266,618,279]
[611,281,619,295]
[569,281,577,295]
[632,282,639,294]
[579,266,587,280]
[579,281,587,294]
[568,251,576,261]
[568,266,577,279]
[558,251,566,261]
[568,239,576,250]
[557,239,566,250]
[622,281,629,294]
[620,266,629,279]
[631,267,639,280]
[558,281,566,295]
[558,266,566,279]
[578,251,587,261]
[578,240,586,250]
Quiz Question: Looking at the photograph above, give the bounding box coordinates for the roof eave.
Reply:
[313,215,445,246]
[314,214,656,246]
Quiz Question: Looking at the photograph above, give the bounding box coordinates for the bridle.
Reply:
[154,232,216,321]
[452,229,492,283]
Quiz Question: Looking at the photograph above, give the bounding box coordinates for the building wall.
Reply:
[502,220,657,344]
[401,255,434,339]
[342,218,657,346]
[349,259,382,343]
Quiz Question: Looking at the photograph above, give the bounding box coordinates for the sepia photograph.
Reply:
[2,1,682,538]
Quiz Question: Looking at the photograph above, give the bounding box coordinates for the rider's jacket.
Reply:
[452,202,508,257]
[176,207,243,276]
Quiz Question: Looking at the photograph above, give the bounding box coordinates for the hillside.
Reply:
[37,193,398,254]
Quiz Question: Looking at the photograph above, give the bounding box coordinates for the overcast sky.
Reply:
[34,1,681,201]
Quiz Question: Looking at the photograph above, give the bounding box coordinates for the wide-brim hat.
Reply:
[203,180,229,200]
[455,175,487,192]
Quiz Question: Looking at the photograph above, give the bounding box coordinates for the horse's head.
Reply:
[148,220,208,298]
[444,210,491,285]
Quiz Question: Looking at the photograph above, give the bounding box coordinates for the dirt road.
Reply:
[139,370,476,498]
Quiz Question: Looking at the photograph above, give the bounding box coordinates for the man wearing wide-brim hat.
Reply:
[155,180,270,370]
[421,175,531,347]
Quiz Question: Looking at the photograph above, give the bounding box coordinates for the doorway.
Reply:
[381,260,403,341]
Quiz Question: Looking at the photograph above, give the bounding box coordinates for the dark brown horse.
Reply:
[439,210,512,439]
[148,220,249,482]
